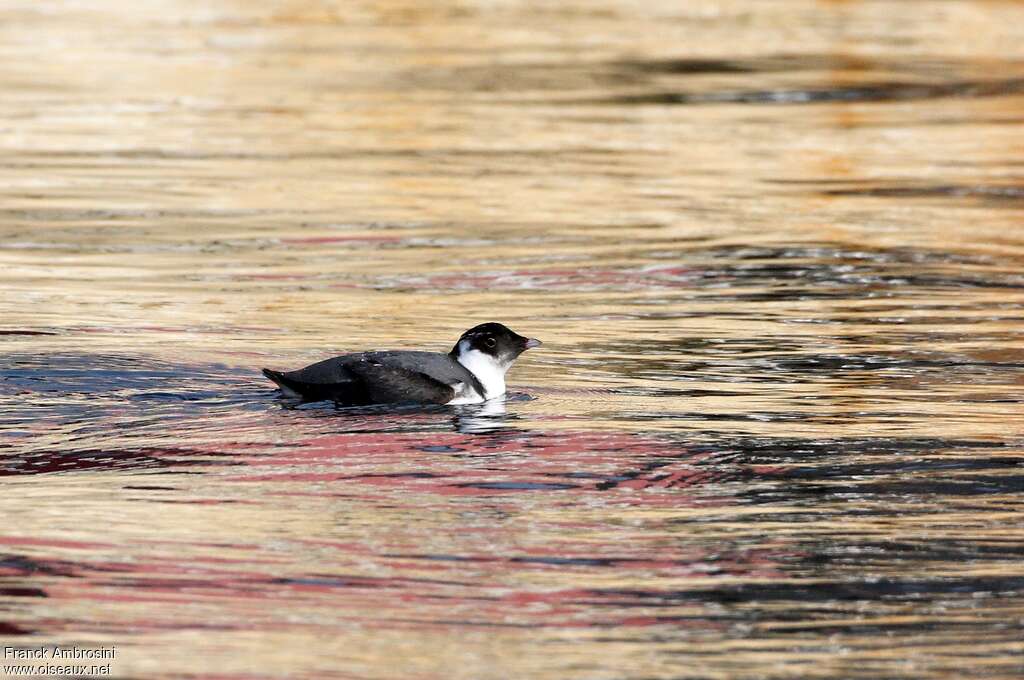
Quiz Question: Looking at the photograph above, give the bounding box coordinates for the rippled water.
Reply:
[3,1,1024,678]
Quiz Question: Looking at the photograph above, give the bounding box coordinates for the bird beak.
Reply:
[523,338,542,349]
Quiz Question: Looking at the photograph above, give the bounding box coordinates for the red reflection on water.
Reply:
[0,536,114,550]
[229,426,761,504]
[1,420,792,636]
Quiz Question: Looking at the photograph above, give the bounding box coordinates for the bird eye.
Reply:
[484,337,497,348]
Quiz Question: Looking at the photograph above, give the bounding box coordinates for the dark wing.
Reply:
[345,360,455,404]
[365,351,483,396]
[262,350,471,404]
[361,352,476,385]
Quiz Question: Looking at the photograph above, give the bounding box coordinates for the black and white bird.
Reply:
[262,322,541,406]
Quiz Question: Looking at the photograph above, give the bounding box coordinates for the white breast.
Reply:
[451,344,508,402]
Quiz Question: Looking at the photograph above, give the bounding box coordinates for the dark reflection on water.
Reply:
[586,77,1024,106]
[822,184,1024,203]
[3,0,1024,677]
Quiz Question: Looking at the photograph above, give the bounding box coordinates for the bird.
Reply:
[262,322,541,406]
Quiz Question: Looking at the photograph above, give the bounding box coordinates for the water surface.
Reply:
[2,1,1024,678]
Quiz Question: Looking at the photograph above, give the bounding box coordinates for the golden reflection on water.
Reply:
[2,1,1024,678]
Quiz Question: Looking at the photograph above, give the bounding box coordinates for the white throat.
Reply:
[455,341,509,400]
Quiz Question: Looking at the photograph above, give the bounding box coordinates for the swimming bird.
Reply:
[262,322,541,405]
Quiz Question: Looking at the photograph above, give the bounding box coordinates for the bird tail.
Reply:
[262,368,302,398]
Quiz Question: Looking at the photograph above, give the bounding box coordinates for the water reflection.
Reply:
[275,392,518,434]
[452,398,514,435]
[3,0,1024,677]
